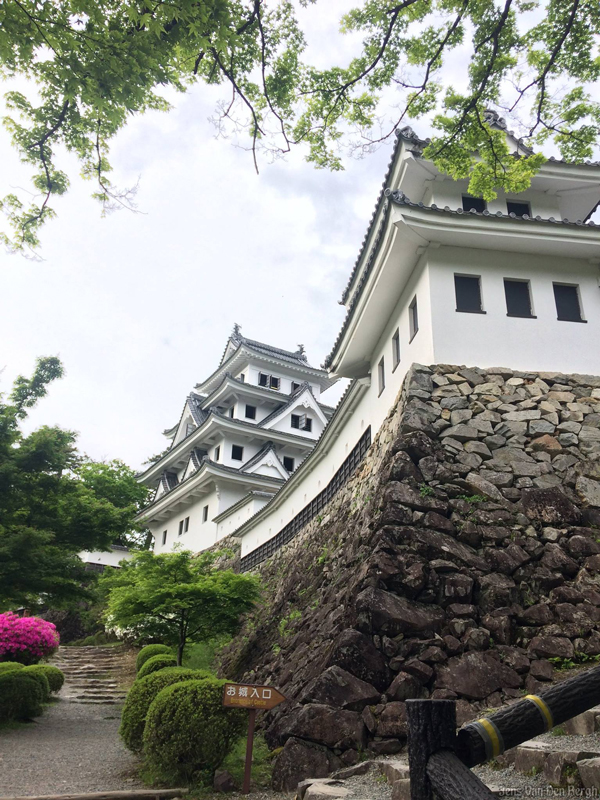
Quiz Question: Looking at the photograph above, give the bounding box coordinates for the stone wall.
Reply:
[218,363,600,791]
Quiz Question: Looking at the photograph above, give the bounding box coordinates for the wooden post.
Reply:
[242,708,257,794]
[406,699,457,800]
[427,751,496,800]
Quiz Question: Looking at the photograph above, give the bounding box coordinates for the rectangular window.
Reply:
[392,329,400,371]
[162,530,167,545]
[229,407,234,418]
[554,283,584,322]
[258,372,268,387]
[202,505,209,522]
[291,414,311,432]
[291,381,300,392]
[504,279,534,318]
[291,414,300,429]
[455,275,483,313]
[185,422,195,436]
[232,444,244,461]
[214,445,220,461]
[270,376,280,390]
[239,373,245,382]
[462,195,486,213]
[245,404,256,420]
[304,417,312,433]
[184,516,190,533]
[283,456,295,472]
[507,200,530,217]
[378,357,385,396]
[178,519,184,536]
[409,296,419,342]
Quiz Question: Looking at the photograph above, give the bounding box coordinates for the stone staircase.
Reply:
[51,646,129,705]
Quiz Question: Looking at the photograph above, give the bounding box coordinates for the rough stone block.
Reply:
[379,760,410,784]
[564,711,597,736]
[513,743,552,774]
[577,757,600,789]
[391,779,411,800]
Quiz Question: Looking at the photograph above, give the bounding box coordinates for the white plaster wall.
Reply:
[240,261,435,557]
[428,246,600,374]
[245,365,322,398]
[216,494,273,540]
[429,179,562,219]
[79,548,135,568]
[222,437,261,468]
[152,487,220,554]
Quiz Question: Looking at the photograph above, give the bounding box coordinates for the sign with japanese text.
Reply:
[222,682,286,710]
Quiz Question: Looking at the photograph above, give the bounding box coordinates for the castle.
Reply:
[136,112,600,563]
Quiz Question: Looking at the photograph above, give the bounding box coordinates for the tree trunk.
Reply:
[177,639,185,666]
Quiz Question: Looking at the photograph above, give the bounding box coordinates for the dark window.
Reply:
[504,279,533,318]
[507,200,530,217]
[455,275,483,313]
[239,373,245,382]
[162,530,167,545]
[232,444,244,461]
[291,381,300,392]
[304,417,312,433]
[409,296,419,341]
[283,456,295,472]
[554,284,584,322]
[291,414,300,429]
[245,404,256,420]
[202,505,209,522]
[229,407,234,418]
[270,376,280,390]
[392,329,400,370]
[292,414,311,432]
[462,195,486,213]
[178,519,184,536]
[258,373,268,387]
[214,445,220,461]
[184,516,190,533]
[378,357,385,396]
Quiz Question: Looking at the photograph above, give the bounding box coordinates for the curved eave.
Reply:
[202,375,302,409]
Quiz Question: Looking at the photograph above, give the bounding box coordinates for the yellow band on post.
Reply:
[467,717,505,760]
[524,694,554,731]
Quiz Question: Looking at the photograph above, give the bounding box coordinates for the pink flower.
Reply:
[0,613,59,665]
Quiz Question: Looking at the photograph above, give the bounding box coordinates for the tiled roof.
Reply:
[257,381,314,428]
[161,472,178,492]
[240,442,280,473]
[219,324,311,367]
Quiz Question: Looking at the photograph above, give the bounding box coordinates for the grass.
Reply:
[220,733,273,789]
[182,636,231,674]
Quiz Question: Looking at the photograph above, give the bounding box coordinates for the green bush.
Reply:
[23,664,64,693]
[0,662,25,674]
[143,678,246,785]
[0,673,44,721]
[137,654,178,680]
[20,666,51,701]
[136,644,172,673]
[120,667,211,753]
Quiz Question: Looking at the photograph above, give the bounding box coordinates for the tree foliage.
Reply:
[0,357,150,610]
[1,0,599,251]
[101,549,260,664]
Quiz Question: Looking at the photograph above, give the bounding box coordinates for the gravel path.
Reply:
[0,698,143,797]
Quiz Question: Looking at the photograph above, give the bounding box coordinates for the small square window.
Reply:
[392,329,400,371]
[162,530,167,546]
[291,414,300,429]
[202,505,209,522]
[504,279,534,318]
[455,275,483,313]
[554,283,584,322]
[184,516,190,533]
[291,382,300,392]
[270,376,280,390]
[232,444,244,461]
[462,195,486,213]
[214,445,220,461]
[258,373,268,387]
[378,357,385,396]
[245,404,256,420]
[178,519,184,536]
[409,296,419,342]
[283,456,295,472]
[507,200,530,217]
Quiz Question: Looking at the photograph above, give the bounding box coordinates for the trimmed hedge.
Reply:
[143,678,246,785]
[0,662,25,674]
[20,666,50,701]
[0,672,44,721]
[136,644,172,673]
[137,654,178,680]
[23,664,64,694]
[120,667,211,753]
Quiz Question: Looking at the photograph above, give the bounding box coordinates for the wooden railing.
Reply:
[406,663,600,799]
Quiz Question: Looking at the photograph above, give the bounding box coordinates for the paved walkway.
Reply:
[0,647,143,797]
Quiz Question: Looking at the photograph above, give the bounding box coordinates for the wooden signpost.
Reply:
[223,683,286,794]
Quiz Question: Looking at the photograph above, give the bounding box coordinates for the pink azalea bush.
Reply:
[0,612,60,665]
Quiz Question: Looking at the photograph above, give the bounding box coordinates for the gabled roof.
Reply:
[258,382,327,429]
[240,442,289,479]
[163,393,207,439]
[220,323,310,367]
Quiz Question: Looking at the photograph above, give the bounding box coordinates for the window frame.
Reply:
[291,414,300,429]
[504,278,536,319]
[214,445,220,462]
[454,274,485,314]
[553,282,586,323]
[409,296,419,342]
[231,444,244,461]
[258,372,269,387]
[270,376,280,390]
[184,516,190,533]
[392,329,400,371]
[202,505,209,523]
[178,519,184,536]
[291,381,300,392]
[245,404,257,420]
[378,356,385,396]
[506,200,531,217]
[283,456,295,472]
[462,195,487,213]
[229,407,234,418]
[162,530,167,546]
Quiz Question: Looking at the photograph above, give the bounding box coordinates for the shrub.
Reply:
[20,667,51,701]
[120,667,211,752]
[143,678,246,785]
[0,662,24,674]
[0,672,44,721]
[137,654,178,680]
[0,612,59,665]
[136,644,172,673]
[23,664,64,694]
